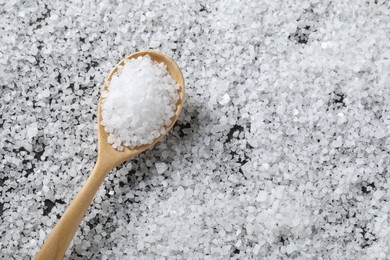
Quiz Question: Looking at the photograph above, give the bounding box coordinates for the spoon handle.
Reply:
[35,159,112,260]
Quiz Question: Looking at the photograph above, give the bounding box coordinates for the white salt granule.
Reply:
[101,55,179,150]
[42,186,50,193]
[286,243,298,254]
[256,190,268,202]
[219,93,231,105]
[26,123,38,140]
[253,244,261,255]
[155,162,168,174]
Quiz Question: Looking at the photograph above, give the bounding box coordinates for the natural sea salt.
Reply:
[101,55,179,150]
[3,1,390,259]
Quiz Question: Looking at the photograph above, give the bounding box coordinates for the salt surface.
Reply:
[101,55,179,150]
[1,0,390,259]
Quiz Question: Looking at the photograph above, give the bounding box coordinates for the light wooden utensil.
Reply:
[35,50,185,260]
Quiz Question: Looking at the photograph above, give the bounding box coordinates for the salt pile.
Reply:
[101,55,179,150]
[1,0,390,259]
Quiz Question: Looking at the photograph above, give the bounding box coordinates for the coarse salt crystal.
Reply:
[155,162,168,174]
[253,244,261,255]
[286,243,298,254]
[256,190,268,202]
[26,123,38,140]
[219,93,231,105]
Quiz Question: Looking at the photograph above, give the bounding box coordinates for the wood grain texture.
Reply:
[35,50,185,260]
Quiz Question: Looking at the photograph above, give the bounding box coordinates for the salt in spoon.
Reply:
[35,50,185,260]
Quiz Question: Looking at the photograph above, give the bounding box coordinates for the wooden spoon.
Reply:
[35,50,185,260]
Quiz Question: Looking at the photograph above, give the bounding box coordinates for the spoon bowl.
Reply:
[36,50,185,260]
[97,50,185,166]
